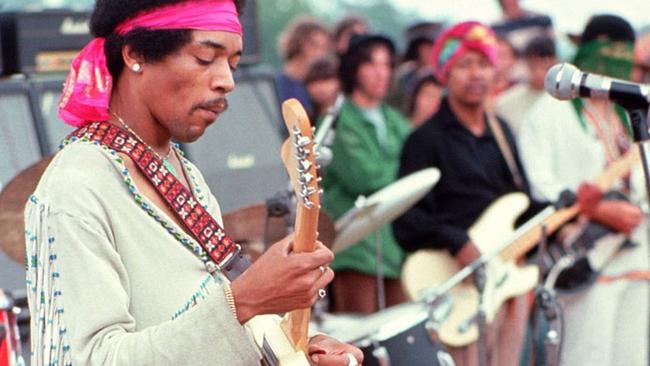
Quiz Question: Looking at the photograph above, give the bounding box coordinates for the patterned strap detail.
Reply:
[68,121,238,268]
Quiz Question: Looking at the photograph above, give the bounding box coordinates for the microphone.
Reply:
[545,63,650,110]
[314,93,345,168]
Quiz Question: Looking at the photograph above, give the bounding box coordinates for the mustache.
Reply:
[192,97,229,112]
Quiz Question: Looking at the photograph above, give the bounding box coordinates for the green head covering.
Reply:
[573,39,634,80]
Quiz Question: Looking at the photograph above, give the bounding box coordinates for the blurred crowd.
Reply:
[272,1,650,131]
[271,0,650,365]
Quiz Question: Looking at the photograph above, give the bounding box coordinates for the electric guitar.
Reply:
[246,99,321,365]
[401,148,640,347]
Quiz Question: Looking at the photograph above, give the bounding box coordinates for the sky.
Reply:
[393,0,650,34]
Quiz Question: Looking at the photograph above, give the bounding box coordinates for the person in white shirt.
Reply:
[518,14,649,366]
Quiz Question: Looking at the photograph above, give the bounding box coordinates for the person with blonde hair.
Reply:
[275,16,332,120]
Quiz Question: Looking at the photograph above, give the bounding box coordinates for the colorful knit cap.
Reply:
[430,21,498,84]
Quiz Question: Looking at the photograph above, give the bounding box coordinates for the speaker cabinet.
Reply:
[182,68,286,212]
[0,10,91,75]
[28,74,75,155]
[0,79,43,186]
[240,0,260,65]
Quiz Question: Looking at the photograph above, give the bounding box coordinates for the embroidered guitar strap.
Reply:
[67,121,250,280]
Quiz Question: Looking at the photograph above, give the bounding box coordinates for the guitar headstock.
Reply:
[280,99,321,210]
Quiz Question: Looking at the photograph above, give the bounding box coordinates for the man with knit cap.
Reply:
[24,1,362,365]
[518,14,648,365]
[394,21,542,366]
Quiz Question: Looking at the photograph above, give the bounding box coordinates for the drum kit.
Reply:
[0,154,458,365]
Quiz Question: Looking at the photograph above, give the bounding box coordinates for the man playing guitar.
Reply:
[393,21,545,366]
[24,1,362,365]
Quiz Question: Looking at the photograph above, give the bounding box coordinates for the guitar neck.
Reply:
[500,148,639,261]
[500,204,579,261]
[594,148,639,190]
[281,203,319,352]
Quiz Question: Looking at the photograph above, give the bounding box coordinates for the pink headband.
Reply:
[431,21,497,84]
[59,0,242,127]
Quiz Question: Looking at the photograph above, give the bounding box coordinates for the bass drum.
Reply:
[324,302,455,366]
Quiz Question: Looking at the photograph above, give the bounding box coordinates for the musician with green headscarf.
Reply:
[518,14,649,366]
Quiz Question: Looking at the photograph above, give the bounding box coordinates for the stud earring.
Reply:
[132,63,142,72]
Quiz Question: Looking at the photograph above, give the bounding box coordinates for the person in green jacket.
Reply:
[321,33,411,313]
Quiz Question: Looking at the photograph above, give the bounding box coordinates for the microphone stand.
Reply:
[627,107,650,208]
[418,205,557,365]
[474,262,488,366]
[531,224,565,366]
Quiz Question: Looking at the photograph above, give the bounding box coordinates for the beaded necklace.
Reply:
[109,110,178,177]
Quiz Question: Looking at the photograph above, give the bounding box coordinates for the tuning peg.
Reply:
[299,160,312,172]
[299,172,314,184]
[296,136,311,148]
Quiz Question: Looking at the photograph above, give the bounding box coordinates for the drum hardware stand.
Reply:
[264,190,293,247]
[375,230,387,311]
[370,338,391,366]
[424,296,456,366]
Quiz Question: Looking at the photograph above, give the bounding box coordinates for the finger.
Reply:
[314,264,331,278]
[311,267,335,293]
[311,353,354,366]
[348,347,364,363]
[290,250,334,273]
[307,246,335,265]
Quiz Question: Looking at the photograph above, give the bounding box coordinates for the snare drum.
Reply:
[326,302,455,366]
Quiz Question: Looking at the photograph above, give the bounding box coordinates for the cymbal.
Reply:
[222,202,336,262]
[0,156,336,264]
[331,168,441,253]
[0,156,53,263]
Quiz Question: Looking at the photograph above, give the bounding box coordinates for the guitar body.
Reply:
[247,315,310,366]
[402,192,538,346]
[549,222,628,294]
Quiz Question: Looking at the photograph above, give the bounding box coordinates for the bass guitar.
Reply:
[246,98,321,365]
[401,148,639,347]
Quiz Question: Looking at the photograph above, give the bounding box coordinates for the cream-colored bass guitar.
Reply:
[401,148,639,347]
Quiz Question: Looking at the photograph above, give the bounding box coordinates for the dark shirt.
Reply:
[393,98,540,255]
[274,73,314,119]
[491,14,554,54]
